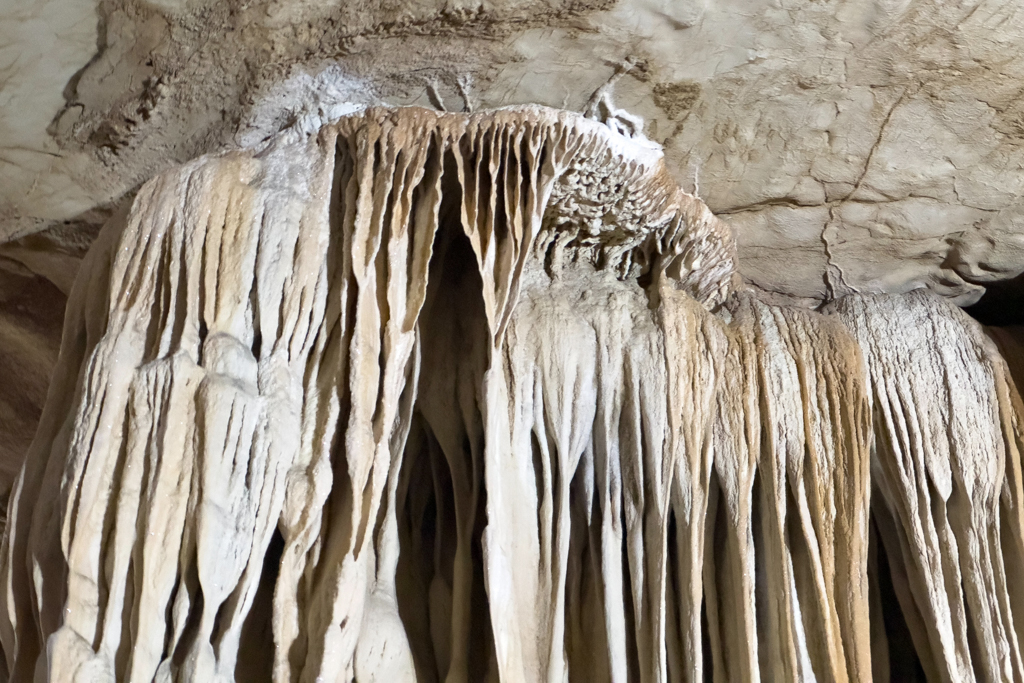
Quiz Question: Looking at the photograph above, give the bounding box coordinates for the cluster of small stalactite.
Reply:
[1,105,1023,683]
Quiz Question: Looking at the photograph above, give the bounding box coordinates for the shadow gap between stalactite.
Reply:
[869,514,927,682]
[395,167,497,680]
[235,529,284,683]
[964,273,1024,327]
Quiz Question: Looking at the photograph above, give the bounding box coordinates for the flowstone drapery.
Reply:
[2,105,1024,682]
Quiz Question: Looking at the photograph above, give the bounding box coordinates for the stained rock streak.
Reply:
[0,105,1022,683]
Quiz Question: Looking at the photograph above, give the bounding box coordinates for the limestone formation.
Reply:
[10,0,1024,310]
[4,102,1024,683]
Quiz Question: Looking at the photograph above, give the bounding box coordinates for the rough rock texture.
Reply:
[0,221,99,498]
[0,270,64,503]
[5,103,1024,682]
[834,292,1024,682]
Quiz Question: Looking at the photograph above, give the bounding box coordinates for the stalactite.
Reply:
[832,293,1024,681]
[2,104,1024,683]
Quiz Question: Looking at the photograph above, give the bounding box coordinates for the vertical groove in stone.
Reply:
[833,292,1024,683]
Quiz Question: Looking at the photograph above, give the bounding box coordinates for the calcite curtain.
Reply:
[1,105,1023,683]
